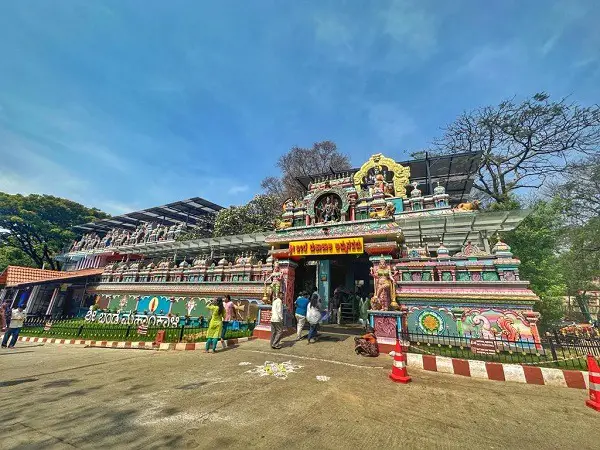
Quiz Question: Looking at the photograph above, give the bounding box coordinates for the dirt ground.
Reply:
[0,333,597,449]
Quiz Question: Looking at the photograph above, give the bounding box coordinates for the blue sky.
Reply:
[0,1,598,214]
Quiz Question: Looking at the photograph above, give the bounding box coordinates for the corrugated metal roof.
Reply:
[73,197,223,233]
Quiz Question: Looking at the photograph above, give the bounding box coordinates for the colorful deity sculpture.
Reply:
[370,257,397,311]
[263,260,284,304]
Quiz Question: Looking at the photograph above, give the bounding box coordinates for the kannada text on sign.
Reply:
[289,238,364,256]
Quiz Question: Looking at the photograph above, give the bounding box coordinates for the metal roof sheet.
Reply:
[73,197,223,233]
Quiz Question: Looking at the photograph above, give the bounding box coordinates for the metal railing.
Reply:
[21,317,255,343]
[402,329,600,371]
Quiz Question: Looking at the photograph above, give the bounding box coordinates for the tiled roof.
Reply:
[0,266,103,287]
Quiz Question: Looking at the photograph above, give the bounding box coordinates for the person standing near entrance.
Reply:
[306,293,322,344]
[205,298,225,353]
[0,300,9,331]
[1,301,11,331]
[294,292,309,340]
[332,285,348,325]
[1,304,26,349]
[270,296,284,349]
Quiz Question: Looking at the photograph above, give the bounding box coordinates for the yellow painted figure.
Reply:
[205,298,225,352]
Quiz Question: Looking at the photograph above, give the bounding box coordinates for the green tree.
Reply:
[433,93,600,206]
[503,198,567,331]
[261,140,352,200]
[560,217,600,322]
[0,193,109,270]
[0,245,35,272]
[213,194,281,237]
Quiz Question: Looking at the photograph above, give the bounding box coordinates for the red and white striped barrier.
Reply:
[402,352,589,390]
[586,355,600,411]
[6,335,254,351]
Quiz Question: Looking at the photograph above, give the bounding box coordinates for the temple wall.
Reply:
[88,284,263,321]
[404,303,539,342]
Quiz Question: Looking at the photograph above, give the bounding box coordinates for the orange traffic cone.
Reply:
[389,338,412,384]
[585,354,600,412]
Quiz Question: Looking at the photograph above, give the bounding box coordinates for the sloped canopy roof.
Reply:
[73,197,223,234]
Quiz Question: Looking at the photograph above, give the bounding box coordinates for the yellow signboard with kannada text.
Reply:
[289,237,364,257]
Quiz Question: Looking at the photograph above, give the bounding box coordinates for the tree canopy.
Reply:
[433,93,600,205]
[503,199,567,331]
[554,154,600,224]
[0,193,109,270]
[212,194,281,237]
[261,140,352,200]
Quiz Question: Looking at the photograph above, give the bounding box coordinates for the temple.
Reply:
[0,151,540,349]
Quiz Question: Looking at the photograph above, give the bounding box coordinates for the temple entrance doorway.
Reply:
[293,260,317,296]
[293,255,372,324]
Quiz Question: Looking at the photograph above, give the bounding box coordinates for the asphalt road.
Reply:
[1,335,598,449]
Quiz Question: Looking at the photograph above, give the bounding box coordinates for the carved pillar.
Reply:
[524,311,543,350]
[399,306,409,348]
[451,308,465,336]
[278,259,297,326]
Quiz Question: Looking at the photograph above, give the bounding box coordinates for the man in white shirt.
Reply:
[2,305,26,349]
[270,296,283,349]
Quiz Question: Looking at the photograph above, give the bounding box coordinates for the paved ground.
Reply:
[1,332,598,449]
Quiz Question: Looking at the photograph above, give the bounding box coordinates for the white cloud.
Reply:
[381,0,437,57]
[94,200,139,215]
[367,103,416,148]
[227,185,249,195]
[312,1,438,70]
[541,33,561,56]
[446,44,525,83]
[313,16,353,50]
[0,129,89,199]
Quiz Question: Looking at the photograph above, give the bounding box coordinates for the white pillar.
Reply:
[0,288,7,302]
[11,290,19,308]
[45,287,60,316]
[25,285,41,314]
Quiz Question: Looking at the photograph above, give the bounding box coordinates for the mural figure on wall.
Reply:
[186,298,197,316]
[461,309,531,342]
[470,314,496,340]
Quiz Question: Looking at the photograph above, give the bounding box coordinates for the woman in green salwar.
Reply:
[205,297,225,353]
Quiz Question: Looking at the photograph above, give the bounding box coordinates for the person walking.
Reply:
[1,304,26,349]
[306,293,322,344]
[294,292,309,340]
[205,298,225,353]
[220,295,235,349]
[270,296,284,349]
